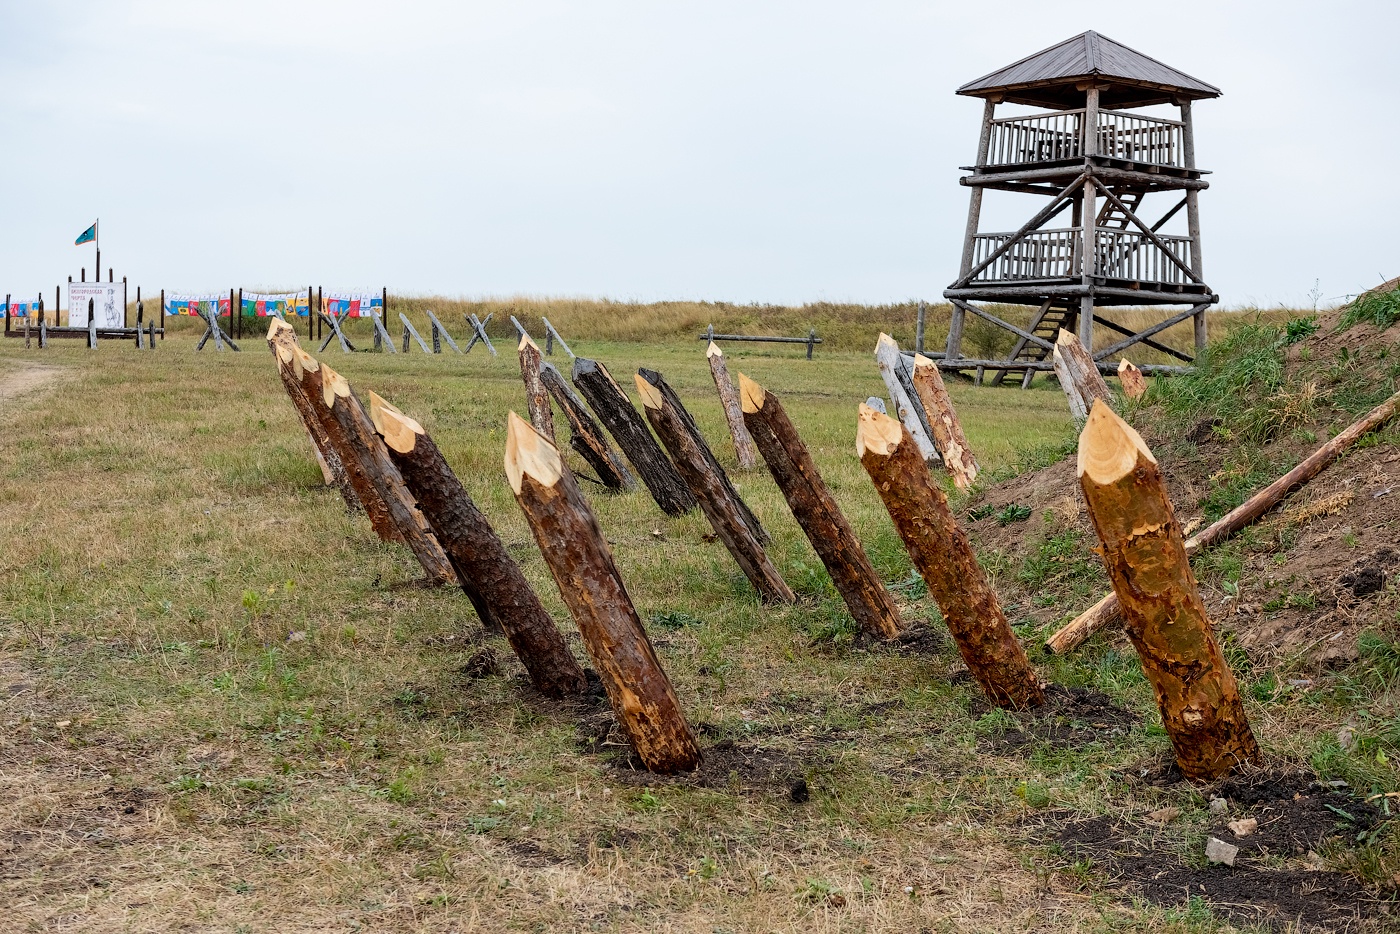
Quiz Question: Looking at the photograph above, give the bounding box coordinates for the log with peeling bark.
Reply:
[517,334,556,443]
[505,413,701,773]
[310,354,457,585]
[1052,329,1113,421]
[368,393,587,697]
[265,318,354,502]
[910,354,979,491]
[637,367,766,544]
[1047,386,1400,655]
[538,361,633,492]
[1118,358,1148,400]
[739,372,903,639]
[706,341,758,469]
[874,333,938,463]
[858,405,1042,708]
[635,373,794,604]
[1078,400,1260,780]
[571,357,695,516]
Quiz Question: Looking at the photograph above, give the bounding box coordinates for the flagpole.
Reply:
[95,219,100,285]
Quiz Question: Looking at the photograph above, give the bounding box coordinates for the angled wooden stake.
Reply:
[1053,329,1112,421]
[518,334,556,442]
[706,341,757,469]
[369,394,587,697]
[1118,358,1147,399]
[266,318,349,496]
[399,313,433,354]
[542,317,574,359]
[858,405,1041,708]
[874,333,937,463]
[318,307,354,353]
[636,372,793,604]
[571,357,695,516]
[424,310,462,353]
[911,354,979,490]
[739,373,903,639]
[1078,400,1259,780]
[506,413,700,773]
[371,312,397,353]
[538,361,633,491]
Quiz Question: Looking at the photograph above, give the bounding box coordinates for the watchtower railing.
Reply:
[983,109,1185,169]
[970,228,1195,284]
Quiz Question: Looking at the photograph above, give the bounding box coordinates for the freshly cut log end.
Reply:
[319,362,352,409]
[1118,358,1148,399]
[267,317,296,341]
[1078,398,1156,485]
[505,410,563,494]
[519,332,540,352]
[1055,327,1076,349]
[855,402,902,458]
[706,340,723,358]
[737,372,766,414]
[632,373,664,410]
[368,392,424,455]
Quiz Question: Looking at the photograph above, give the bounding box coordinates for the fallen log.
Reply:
[635,373,793,604]
[311,355,457,585]
[1053,329,1112,421]
[518,334,556,443]
[739,373,903,639]
[1047,385,1400,654]
[1118,358,1148,400]
[911,354,979,491]
[858,405,1042,708]
[505,412,701,773]
[1078,400,1260,780]
[369,394,587,696]
[571,357,695,516]
[538,361,633,492]
[874,333,938,463]
[706,341,758,469]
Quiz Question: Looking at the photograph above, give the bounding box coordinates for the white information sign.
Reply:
[68,282,126,328]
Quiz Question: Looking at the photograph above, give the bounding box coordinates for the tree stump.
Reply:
[910,354,979,491]
[1078,400,1260,780]
[1052,329,1112,421]
[1118,358,1148,400]
[538,361,633,492]
[505,413,700,773]
[874,333,938,463]
[738,373,903,639]
[706,341,758,469]
[857,404,1042,708]
[635,373,793,604]
[571,357,695,516]
[369,394,587,697]
[518,334,556,443]
[312,356,457,585]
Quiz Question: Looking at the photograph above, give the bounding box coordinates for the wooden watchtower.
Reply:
[942,31,1220,385]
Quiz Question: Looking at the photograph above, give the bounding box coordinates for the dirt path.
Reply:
[0,360,62,407]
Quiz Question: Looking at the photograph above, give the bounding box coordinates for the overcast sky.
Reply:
[2,1,1396,308]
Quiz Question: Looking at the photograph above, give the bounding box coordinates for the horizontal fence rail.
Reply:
[971,227,1193,285]
[983,109,1185,169]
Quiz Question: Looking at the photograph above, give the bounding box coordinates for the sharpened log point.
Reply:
[875,332,897,353]
[275,342,295,365]
[855,403,902,458]
[706,341,722,358]
[1077,399,1156,485]
[368,392,423,455]
[913,353,933,369]
[519,332,539,352]
[1056,327,1075,347]
[632,373,663,409]
[319,362,352,409]
[267,317,295,340]
[505,410,562,494]
[737,373,766,414]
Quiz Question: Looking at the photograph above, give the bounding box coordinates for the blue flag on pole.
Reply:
[75,222,97,245]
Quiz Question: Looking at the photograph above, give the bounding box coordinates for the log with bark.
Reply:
[858,404,1042,708]
[1047,386,1400,654]
[311,356,457,585]
[1077,400,1260,780]
[368,393,587,697]
[518,334,556,443]
[910,354,980,491]
[1118,358,1148,400]
[706,341,758,469]
[505,412,701,773]
[1052,328,1112,421]
[266,318,354,503]
[739,372,904,639]
[874,333,938,463]
[571,357,695,516]
[538,361,633,492]
[635,373,794,604]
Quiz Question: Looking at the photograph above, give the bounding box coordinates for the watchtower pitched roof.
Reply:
[958,31,1220,109]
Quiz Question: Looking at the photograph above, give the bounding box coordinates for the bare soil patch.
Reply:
[981,684,1138,753]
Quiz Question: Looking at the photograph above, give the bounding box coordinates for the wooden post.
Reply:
[571,357,695,516]
[706,341,758,469]
[518,334,556,442]
[739,373,903,639]
[1078,401,1260,779]
[1117,358,1147,399]
[949,98,997,361]
[874,334,938,463]
[160,288,165,338]
[1052,329,1111,421]
[1180,99,1207,351]
[910,354,979,490]
[266,319,354,498]
[369,394,588,697]
[915,300,926,354]
[857,405,1041,708]
[636,375,793,604]
[505,413,700,773]
[542,317,574,359]
[538,361,632,491]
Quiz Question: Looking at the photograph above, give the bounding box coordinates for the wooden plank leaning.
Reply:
[910,354,979,491]
[874,333,938,463]
[538,361,633,492]
[706,341,758,469]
